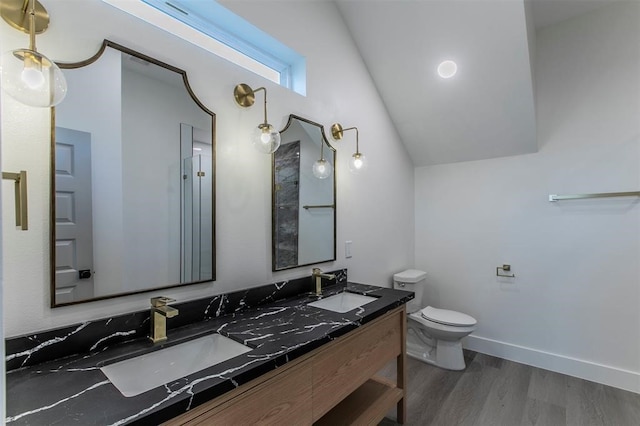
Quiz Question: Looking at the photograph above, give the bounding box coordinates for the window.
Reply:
[101,0,306,95]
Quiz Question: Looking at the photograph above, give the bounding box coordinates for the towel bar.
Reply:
[548,191,640,202]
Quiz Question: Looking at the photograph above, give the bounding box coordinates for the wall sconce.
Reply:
[233,83,281,154]
[0,0,67,107]
[312,139,332,179]
[331,123,367,173]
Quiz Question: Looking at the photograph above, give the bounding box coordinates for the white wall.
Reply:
[0,0,414,336]
[414,2,639,392]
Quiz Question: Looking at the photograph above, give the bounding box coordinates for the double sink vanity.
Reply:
[4,39,413,425]
[6,271,414,425]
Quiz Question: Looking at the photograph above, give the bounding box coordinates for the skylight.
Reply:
[101,0,306,95]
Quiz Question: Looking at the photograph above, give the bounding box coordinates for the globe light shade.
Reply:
[312,158,332,179]
[349,152,367,174]
[1,49,67,107]
[252,123,281,154]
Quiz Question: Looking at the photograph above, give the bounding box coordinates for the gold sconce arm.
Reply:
[234,83,269,124]
[331,123,360,154]
[0,0,49,35]
[233,83,281,154]
[2,170,28,230]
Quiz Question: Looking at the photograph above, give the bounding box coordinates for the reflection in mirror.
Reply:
[52,40,215,307]
[273,115,336,271]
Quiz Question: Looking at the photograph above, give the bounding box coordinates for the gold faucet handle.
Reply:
[312,268,335,280]
[151,296,175,307]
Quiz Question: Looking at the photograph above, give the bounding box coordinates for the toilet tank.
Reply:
[393,269,427,313]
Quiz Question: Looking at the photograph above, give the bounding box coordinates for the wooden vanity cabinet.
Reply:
[178,361,313,425]
[165,305,407,426]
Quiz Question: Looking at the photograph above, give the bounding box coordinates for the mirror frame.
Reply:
[50,40,216,307]
[272,114,336,271]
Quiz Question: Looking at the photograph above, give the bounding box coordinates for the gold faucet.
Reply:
[312,268,336,297]
[149,296,179,343]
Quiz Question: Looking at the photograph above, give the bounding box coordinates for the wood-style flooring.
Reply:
[379,351,640,426]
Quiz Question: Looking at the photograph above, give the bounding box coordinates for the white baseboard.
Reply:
[463,335,640,394]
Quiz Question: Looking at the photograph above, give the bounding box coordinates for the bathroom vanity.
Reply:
[166,305,406,425]
[5,275,413,425]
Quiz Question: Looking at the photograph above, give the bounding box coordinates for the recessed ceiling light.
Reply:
[437,60,457,79]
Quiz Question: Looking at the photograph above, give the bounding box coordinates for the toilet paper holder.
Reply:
[496,264,515,278]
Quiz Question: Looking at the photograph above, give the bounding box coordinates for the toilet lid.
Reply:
[420,306,477,327]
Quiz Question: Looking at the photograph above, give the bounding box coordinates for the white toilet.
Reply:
[393,269,477,370]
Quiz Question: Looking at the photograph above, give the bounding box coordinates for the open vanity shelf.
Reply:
[164,306,407,425]
[315,377,404,425]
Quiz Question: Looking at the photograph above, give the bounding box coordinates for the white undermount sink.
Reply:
[100,334,252,397]
[307,292,378,313]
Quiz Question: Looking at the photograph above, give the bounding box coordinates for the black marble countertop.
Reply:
[6,282,413,425]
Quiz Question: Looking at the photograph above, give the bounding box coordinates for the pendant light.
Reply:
[233,83,281,154]
[0,0,67,107]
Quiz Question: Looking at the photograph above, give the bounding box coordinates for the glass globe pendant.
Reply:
[348,151,367,174]
[313,159,332,179]
[312,136,333,179]
[1,49,67,107]
[0,0,67,107]
[253,123,281,154]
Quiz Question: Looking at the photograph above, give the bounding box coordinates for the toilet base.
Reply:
[407,325,468,371]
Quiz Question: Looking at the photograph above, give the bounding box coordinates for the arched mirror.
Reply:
[272,115,336,271]
[51,40,215,307]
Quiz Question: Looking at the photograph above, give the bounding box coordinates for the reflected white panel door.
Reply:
[55,127,94,304]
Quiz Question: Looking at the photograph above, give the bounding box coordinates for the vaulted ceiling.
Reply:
[335,0,615,166]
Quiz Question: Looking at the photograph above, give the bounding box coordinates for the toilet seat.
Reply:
[409,312,476,334]
[420,306,476,327]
